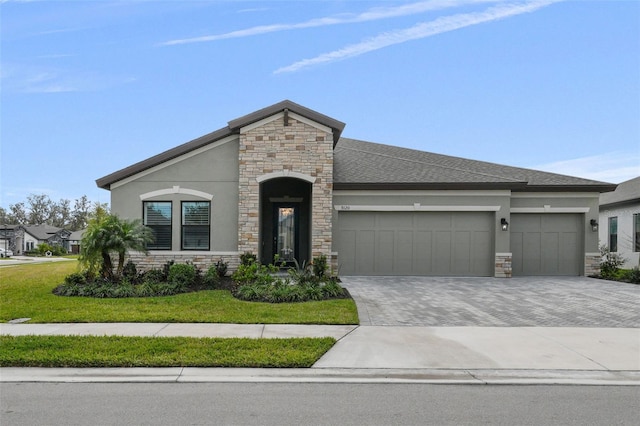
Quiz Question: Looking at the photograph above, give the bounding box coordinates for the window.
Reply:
[182,201,210,250]
[635,214,640,252]
[144,202,172,250]
[608,216,618,252]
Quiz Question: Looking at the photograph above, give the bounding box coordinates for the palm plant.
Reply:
[79,207,153,281]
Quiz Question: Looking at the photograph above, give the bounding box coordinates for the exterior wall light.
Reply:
[500,218,509,231]
[590,219,598,232]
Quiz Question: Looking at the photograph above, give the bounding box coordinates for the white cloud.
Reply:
[275,0,560,73]
[160,0,504,46]
[533,152,640,184]
[1,64,136,94]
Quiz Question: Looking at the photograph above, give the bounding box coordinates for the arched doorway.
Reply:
[259,177,312,266]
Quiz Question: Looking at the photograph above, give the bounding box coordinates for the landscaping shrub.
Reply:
[122,260,139,282]
[64,272,87,286]
[312,254,328,278]
[143,268,165,284]
[167,263,196,290]
[215,259,229,277]
[203,265,221,288]
[240,252,256,266]
[233,257,347,303]
[36,243,67,257]
[599,245,626,279]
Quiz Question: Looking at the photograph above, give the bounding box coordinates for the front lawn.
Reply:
[0,335,335,367]
[0,262,358,324]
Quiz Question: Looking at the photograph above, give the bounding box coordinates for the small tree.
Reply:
[79,207,153,280]
[599,245,625,279]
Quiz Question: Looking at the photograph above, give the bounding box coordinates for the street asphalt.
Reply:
[1,275,638,385]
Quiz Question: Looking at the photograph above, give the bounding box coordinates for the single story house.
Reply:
[0,224,72,254]
[97,100,616,277]
[599,176,640,269]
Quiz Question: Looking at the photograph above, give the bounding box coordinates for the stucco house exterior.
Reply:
[97,100,616,277]
[599,176,640,269]
[0,224,71,254]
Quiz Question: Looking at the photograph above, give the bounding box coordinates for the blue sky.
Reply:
[1,0,638,209]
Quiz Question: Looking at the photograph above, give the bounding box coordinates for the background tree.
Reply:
[26,194,53,225]
[9,202,28,225]
[2,194,107,230]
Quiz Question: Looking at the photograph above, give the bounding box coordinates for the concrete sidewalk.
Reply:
[1,323,639,384]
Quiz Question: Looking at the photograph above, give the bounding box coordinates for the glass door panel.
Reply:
[277,207,296,262]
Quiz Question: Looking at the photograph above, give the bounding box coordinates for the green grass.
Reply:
[0,262,359,324]
[0,335,335,367]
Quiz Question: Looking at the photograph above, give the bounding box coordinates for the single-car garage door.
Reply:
[510,214,582,276]
[337,211,493,276]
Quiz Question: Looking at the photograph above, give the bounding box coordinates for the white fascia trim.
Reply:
[240,111,332,136]
[334,205,501,212]
[511,192,600,199]
[111,134,238,190]
[333,190,511,197]
[585,252,601,257]
[511,207,590,213]
[140,186,213,201]
[495,253,513,257]
[257,170,316,184]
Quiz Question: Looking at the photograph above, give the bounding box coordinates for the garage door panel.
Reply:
[511,214,582,276]
[396,231,414,272]
[454,231,471,274]
[377,230,395,273]
[473,231,492,274]
[356,230,375,275]
[338,230,356,276]
[414,230,433,275]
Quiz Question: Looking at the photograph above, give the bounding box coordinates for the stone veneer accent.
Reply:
[495,253,512,278]
[237,113,334,262]
[584,252,601,276]
[126,252,241,273]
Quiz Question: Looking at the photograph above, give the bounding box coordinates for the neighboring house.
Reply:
[68,229,85,254]
[0,225,22,255]
[21,225,72,253]
[0,224,75,254]
[96,100,616,277]
[599,176,640,269]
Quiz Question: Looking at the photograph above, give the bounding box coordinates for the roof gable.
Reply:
[96,100,344,190]
[600,176,639,207]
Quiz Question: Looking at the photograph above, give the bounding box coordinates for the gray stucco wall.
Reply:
[109,138,240,252]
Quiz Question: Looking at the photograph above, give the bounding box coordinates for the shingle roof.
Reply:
[96,101,617,193]
[334,138,616,192]
[22,224,64,241]
[599,176,640,207]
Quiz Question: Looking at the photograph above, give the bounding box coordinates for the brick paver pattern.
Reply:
[341,276,640,327]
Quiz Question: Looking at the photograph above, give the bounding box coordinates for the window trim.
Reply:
[143,201,173,251]
[181,201,211,251]
[608,216,618,252]
[634,213,640,253]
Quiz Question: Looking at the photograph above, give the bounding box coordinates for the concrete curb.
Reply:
[1,367,639,385]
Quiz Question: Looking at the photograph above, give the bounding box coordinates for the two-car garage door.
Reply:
[337,211,493,276]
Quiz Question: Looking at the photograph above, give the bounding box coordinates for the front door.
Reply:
[273,204,299,266]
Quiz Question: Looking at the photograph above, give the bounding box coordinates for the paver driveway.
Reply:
[341,276,640,327]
